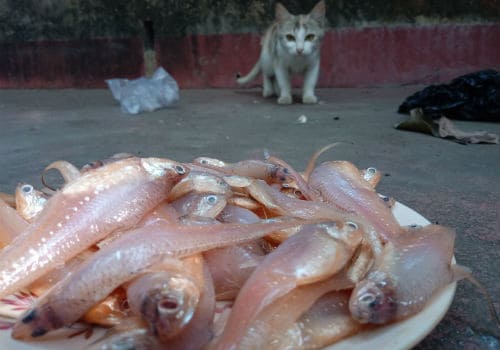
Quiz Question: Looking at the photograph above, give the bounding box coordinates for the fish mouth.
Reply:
[141,276,200,339]
[349,273,397,324]
[141,158,189,178]
[12,305,65,340]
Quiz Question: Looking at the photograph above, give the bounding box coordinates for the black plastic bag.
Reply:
[398,70,500,122]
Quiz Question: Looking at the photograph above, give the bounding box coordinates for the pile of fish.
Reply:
[0,147,475,349]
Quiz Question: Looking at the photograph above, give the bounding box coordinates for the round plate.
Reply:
[0,201,456,350]
[326,201,457,350]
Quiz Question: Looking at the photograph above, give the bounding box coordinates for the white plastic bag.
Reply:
[106,67,179,115]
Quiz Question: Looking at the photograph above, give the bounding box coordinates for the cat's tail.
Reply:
[236,61,261,85]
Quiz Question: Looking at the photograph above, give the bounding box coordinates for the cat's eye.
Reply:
[286,34,295,41]
[305,34,316,41]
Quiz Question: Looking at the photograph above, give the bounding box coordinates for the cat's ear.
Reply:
[309,0,326,22]
[275,3,292,22]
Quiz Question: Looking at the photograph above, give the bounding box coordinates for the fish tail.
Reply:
[452,265,500,328]
[303,143,342,181]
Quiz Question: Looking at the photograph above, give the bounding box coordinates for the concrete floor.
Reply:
[0,87,499,349]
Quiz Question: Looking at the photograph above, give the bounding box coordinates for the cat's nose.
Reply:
[296,48,304,54]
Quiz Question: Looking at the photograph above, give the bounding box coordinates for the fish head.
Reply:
[349,270,397,324]
[321,221,364,252]
[361,167,382,188]
[192,157,226,169]
[173,192,227,218]
[270,164,294,185]
[141,274,200,341]
[80,160,105,173]
[81,153,135,173]
[313,161,374,191]
[189,172,231,195]
[15,182,47,221]
[12,301,65,339]
[141,158,189,181]
[196,193,227,218]
[168,171,230,202]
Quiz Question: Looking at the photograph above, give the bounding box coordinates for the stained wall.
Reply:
[1,0,499,88]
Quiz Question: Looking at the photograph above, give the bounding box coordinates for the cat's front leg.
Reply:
[274,65,292,104]
[272,77,281,96]
[302,60,320,104]
[262,74,275,98]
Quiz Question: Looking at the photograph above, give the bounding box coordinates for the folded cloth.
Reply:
[437,116,499,144]
[395,108,499,144]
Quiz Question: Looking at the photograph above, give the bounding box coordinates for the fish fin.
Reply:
[395,224,456,259]
[303,143,341,181]
[452,265,500,328]
[450,264,471,282]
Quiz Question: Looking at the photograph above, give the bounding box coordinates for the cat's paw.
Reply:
[277,95,293,105]
[302,94,318,104]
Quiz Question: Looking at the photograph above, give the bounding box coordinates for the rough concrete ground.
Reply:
[0,87,499,349]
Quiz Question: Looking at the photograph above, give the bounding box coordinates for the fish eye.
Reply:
[305,34,315,41]
[86,160,103,169]
[200,159,208,164]
[346,221,358,230]
[359,293,377,305]
[22,184,33,193]
[207,195,217,204]
[367,167,377,174]
[286,34,295,41]
[175,165,186,175]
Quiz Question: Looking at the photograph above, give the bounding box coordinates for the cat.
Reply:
[236,1,326,104]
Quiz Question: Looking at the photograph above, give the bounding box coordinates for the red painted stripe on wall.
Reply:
[320,24,500,87]
[0,38,144,88]
[0,24,498,88]
[158,24,500,88]
[156,33,262,88]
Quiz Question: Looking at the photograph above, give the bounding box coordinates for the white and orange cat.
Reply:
[237,1,326,104]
